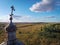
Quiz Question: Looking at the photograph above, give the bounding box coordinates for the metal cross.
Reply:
[10,5,15,22]
[11,5,15,15]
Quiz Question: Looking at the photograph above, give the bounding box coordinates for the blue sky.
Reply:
[0,0,60,22]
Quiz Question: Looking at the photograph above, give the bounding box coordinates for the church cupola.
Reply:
[6,6,16,32]
[0,6,24,45]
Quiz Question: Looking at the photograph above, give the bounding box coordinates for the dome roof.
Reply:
[5,22,16,32]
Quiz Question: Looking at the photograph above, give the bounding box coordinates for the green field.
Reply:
[0,22,60,45]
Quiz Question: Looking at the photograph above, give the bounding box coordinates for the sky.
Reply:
[0,0,60,22]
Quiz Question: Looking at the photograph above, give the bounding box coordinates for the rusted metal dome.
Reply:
[5,22,16,32]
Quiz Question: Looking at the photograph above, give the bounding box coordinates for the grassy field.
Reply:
[0,22,60,45]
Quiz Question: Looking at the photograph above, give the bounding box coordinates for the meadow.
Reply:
[0,22,60,45]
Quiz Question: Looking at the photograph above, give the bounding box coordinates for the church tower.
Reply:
[0,6,24,45]
[5,6,17,45]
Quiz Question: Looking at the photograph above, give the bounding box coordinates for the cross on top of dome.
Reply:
[11,5,15,14]
[10,5,15,22]
[5,6,16,32]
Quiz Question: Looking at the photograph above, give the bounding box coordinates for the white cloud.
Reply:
[56,2,60,6]
[0,15,9,22]
[13,15,32,22]
[45,16,56,18]
[29,0,59,12]
[0,15,32,22]
[20,15,31,19]
[13,15,31,20]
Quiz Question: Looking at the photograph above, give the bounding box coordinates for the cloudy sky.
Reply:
[0,0,60,22]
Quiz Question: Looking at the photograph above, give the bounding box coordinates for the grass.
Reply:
[0,23,60,45]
